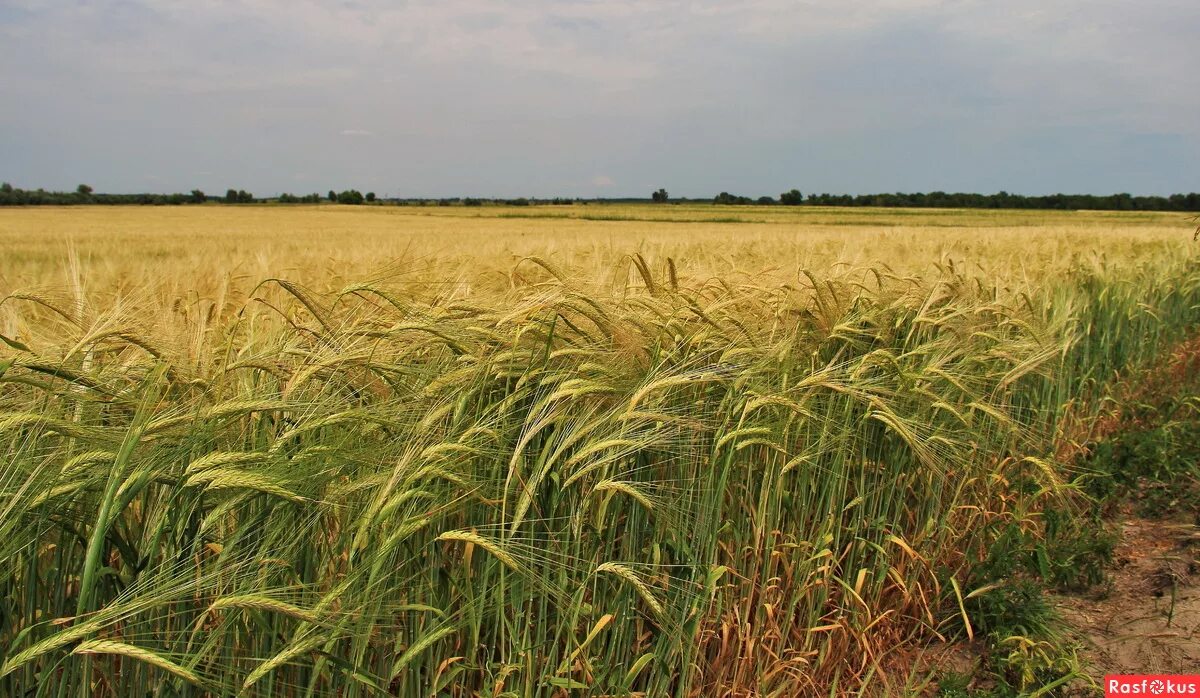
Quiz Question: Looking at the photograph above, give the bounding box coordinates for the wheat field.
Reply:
[1,204,1197,696]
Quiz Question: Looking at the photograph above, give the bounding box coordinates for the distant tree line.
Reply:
[0,184,586,208]
[0,184,373,206]
[391,197,577,207]
[700,188,1200,211]
[278,193,323,204]
[0,183,220,206]
[712,192,756,205]
[6,182,1198,212]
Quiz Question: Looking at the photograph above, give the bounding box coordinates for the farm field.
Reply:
[1,204,1199,695]
[1,205,1191,302]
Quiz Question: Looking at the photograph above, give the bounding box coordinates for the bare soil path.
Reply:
[1057,514,1200,677]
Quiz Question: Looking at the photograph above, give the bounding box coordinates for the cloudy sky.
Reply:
[1,0,1197,197]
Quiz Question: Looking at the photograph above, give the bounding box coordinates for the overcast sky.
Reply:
[1,0,1197,197]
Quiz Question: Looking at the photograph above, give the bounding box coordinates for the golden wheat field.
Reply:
[1,204,1199,696]
[0,204,1191,315]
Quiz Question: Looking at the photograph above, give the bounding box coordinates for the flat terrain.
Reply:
[1,204,1192,314]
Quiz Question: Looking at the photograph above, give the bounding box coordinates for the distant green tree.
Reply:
[225,189,239,203]
[714,192,752,205]
[76,184,93,196]
[337,190,364,205]
[757,196,776,205]
[0,183,12,194]
[779,189,803,205]
[190,189,207,204]
[237,190,254,203]
[651,188,669,203]
[365,192,376,202]
[328,190,337,202]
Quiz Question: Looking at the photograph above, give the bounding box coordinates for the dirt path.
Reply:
[1056,515,1200,676]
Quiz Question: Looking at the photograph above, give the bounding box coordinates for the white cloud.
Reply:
[592,175,615,188]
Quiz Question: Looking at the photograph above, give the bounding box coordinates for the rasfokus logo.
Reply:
[1106,675,1200,696]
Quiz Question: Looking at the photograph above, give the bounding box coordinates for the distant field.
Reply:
[0,204,1191,316]
[1,204,1198,696]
